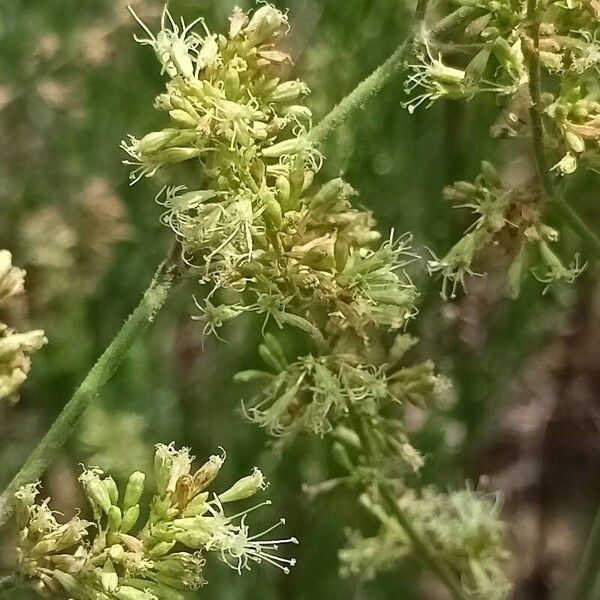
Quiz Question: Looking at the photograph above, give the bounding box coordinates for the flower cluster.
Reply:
[0,250,47,404]
[428,161,584,298]
[121,5,510,596]
[403,0,529,113]
[403,0,599,297]
[124,3,419,434]
[409,0,600,164]
[14,444,297,599]
[236,332,443,475]
[340,487,511,600]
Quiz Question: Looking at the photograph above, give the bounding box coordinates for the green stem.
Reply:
[0,248,181,528]
[308,0,431,144]
[307,1,479,145]
[306,40,412,144]
[524,0,600,259]
[429,6,478,38]
[348,407,467,600]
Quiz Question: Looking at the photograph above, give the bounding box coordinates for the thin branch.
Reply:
[0,245,182,528]
[308,0,440,144]
[348,407,468,600]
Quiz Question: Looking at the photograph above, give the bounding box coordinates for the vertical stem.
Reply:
[0,248,181,527]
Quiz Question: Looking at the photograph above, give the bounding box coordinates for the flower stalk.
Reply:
[348,406,468,600]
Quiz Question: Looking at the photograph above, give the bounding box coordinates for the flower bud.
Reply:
[263,195,283,230]
[310,178,356,210]
[104,476,119,506]
[176,528,211,549]
[138,130,180,154]
[169,109,197,129]
[101,559,119,593]
[150,540,177,557]
[107,506,122,532]
[219,468,267,502]
[121,504,141,534]
[224,67,240,97]
[157,147,204,165]
[245,5,287,46]
[506,244,527,299]
[261,138,307,158]
[124,471,146,512]
[52,570,80,594]
[268,81,310,104]
[275,175,291,208]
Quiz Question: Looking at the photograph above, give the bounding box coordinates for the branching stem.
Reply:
[308,0,465,145]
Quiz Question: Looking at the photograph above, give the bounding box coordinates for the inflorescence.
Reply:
[119,4,512,596]
[15,444,297,599]
[406,0,600,297]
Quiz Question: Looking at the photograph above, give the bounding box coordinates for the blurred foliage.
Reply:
[0,0,598,598]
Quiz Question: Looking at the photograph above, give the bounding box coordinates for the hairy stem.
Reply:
[308,0,431,144]
[348,408,468,600]
[0,246,181,528]
[524,0,600,258]
[307,1,480,145]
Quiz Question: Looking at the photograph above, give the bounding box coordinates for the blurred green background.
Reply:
[1,1,599,598]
